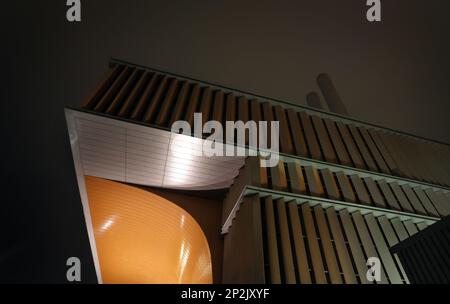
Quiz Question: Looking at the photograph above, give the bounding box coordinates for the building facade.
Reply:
[65,59,450,284]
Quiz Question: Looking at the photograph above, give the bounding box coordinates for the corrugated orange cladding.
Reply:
[84,176,212,284]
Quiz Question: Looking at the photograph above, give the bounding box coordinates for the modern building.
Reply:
[65,59,450,284]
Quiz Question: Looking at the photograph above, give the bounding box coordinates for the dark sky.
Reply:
[2,0,450,283]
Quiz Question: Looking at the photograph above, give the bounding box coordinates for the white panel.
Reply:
[68,109,245,191]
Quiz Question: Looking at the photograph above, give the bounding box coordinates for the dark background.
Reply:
[1,0,449,283]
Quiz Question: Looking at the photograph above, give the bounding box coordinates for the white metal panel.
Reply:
[67,109,245,190]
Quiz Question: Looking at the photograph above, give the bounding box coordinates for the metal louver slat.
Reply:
[287,202,311,283]
[276,199,296,283]
[311,116,337,163]
[336,122,365,169]
[352,212,389,284]
[314,206,342,284]
[82,65,124,109]
[339,209,371,284]
[299,112,323,160]
[264,196,281,283]
[301,204,327,283]
[287,162,307,194]
[324,119,352,166]
[286,109,308,156]
[364,214,403,284]
[326,208,357,284]
[349,125,378,172]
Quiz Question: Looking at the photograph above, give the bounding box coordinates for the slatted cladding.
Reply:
[286,109,308,157]
[248,159,448,219]
[311,115,337,163]
[82,62,450,187]
[390,216,450,284]
[258,196,411,284]
[324,119,352,166]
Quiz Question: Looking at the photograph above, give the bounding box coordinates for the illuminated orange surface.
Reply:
[84,176,212,284]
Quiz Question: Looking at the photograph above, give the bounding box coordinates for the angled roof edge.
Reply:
[109,57,450,148]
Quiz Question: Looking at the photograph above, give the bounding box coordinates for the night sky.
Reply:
[2,0,450,283]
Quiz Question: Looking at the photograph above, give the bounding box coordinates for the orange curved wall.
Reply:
[84,176,213,284]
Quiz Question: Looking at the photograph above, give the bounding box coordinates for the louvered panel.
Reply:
[379,132,412,179]
[199,87,213,127]
[304,166,325,197]
[336,122,365,169]
[339,209,371,284]
[323,119,352,166]
[299,112,323,160]
[142,76,169,123]
[406,138,434,184]
[421,141,449,184]
[425,189,448,217]
[248,99,260,125]
[169,81,190,125]
[401,185,427,215]
[270,161,288,191]
[394,134,420,180]
[117,71,150,118]
[390,218,409,241]
[367,129,399,174]
[130,73,159,120]
[301,204,327,283]
[325,208,357,284]
[238,96,249,123]
[390,182,414,213]
[433,144,450,182]
[82,65,124,109]
[261,102,275,148]
[287,202,311,283]
[249,157,268,187]
[106,68,141,115]
[311,116,337,163]
[359,127,390,174]
[363,177,386,208]
[434,191,450,216]
[314,206,342,284]
[416,222,428,231]
[263,196,281,283]
[155,78,180,126]
[350,175,372,206]
[185,84,201,127]
[274,106,295,155]
[349,125,378,172]
[364,214,403,283]
[276,199,296,283]
[403,220,419,236]
[320,169,341,200]
[335,172,356,203]
[413,139,438,184]
[352,212,389,284]
[408,137,437,185]
[223,195,265,283]
[378,180,402,211]
[287,162,307,194]
[94,66,133,112]
[212,91,225,123]
[378,216,410,284]
[286,108,308,157]
[80,61,450,188]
